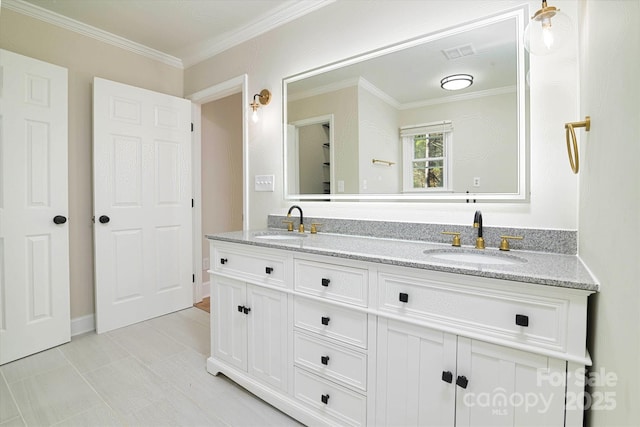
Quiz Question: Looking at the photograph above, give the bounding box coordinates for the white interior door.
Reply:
[0,49,70,364]
[93,77,192,333]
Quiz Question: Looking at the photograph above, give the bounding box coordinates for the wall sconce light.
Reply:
[565,116,591,174]
[250,89,271,123]
[440,74,473,91]
[524,0,572,55]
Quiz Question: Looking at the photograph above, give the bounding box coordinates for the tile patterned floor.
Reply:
[0,308,300,427]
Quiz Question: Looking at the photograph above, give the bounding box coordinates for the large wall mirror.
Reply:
[283,6,528,201]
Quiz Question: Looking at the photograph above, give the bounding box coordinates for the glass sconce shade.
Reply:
[524,1,573,55]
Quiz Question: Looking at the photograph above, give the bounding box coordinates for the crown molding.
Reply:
[398,85,517,110]
[181,0,335,68]
[2,0,184,68]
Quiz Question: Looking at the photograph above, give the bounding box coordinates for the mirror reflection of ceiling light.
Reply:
[524,0,572,55]
[440,74,473,91]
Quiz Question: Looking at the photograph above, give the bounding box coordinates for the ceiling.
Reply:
[5,0,333,67]
[288,16,518,107]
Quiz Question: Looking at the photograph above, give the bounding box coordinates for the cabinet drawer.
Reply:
[212,243,288,287]
[294,367,366,427]
[295,259,368,306]
[294,331,367,392]
[378,272,569,352]
[294,297,368,349]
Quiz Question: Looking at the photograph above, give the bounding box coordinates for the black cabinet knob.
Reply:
[243,307,251,314]
[220,258,228,265]
[442,371,453,384]
[515,314,529,327]
[321,278,331,287]
[237,305,243,312]
[265,266,273,274]
[399,292,409,303]
[321,316,330,326]
[321,394,330,404]
[53,215,67,225]
[321,356,330,365]
[98,215,110,224]
[456,375,469,389]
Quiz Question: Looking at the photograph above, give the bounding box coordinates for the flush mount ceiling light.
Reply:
[440,74,473,91]
[524,0,572,55]
[250,89,271,123]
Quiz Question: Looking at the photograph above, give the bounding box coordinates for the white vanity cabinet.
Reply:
[292,258,371,426]
[376,319,566,426]
[209,243,291,393]
[207,238,592,427]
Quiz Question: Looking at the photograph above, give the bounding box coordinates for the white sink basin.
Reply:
[423,249,526,266]
[253,231,307,241]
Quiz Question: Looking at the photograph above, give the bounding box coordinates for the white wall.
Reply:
[0,9,184,319]
[288,86,360,193]
[400,92,518,194]
[185,0,580,230]
[577,1,640,425]
[201,94,244,277]
[358,86,401,194]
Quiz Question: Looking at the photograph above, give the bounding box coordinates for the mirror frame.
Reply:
[283,6,529,202]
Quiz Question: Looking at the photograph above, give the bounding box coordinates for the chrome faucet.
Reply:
[473,210,485,249]
[287,205,304,233]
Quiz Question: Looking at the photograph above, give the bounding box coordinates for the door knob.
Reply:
[53,215,67,225]
[99,215,110,224]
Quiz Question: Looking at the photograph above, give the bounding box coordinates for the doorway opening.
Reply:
[189,75,248,304]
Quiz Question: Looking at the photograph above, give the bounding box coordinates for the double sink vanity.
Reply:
[205,2,595,424]
[206,215,597,427]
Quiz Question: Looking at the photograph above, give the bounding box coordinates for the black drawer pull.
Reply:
[399,292,409,303]
[456,375,469,389]
[220,258,228,265]
[321,278,330,287]
[321,316,330,326]
[243,307,251,314]
[515,314,529,327]
[265,266,273,274]
[321,394,330,404]
[237,305,244,312]
[442,371,453,384]
[321,355,330,365]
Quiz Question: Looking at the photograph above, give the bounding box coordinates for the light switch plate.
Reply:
[255,175,275,192]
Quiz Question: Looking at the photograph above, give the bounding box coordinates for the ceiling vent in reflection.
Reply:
[442,44,476,60]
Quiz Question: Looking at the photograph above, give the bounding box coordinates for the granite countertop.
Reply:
[207,229,599,292]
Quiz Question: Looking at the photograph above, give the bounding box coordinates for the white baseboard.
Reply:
[71,314,95,336]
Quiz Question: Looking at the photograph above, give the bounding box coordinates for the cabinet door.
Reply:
[376,319,457,426]
[247,285,288,391]
[211,276,247,371]
[455,337,565,427]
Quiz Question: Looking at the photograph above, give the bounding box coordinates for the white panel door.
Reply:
[93,77,192,333]
[247,284,287,391]
[455,337,566,427]
[0,49,70,364]
[376,319,457,426]
[212,276,247,371]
